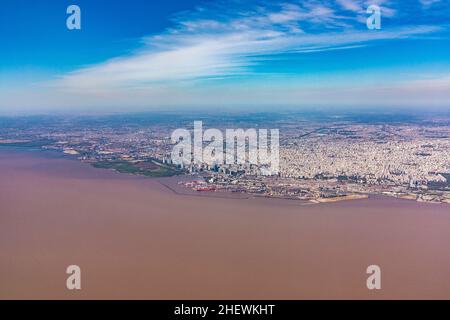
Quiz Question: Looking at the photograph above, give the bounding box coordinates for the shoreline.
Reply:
[1,145,448,206]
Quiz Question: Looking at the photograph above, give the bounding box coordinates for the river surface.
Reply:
[1,149,449,299]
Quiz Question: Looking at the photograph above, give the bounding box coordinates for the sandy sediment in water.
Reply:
[1,150,450,299]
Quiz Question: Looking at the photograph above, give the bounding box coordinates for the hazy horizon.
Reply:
[1,106,450,118]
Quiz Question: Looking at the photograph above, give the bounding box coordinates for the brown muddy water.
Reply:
[0,149,449,299]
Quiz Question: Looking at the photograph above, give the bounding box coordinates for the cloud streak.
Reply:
[2,0,450,112]
[53,0,444,92]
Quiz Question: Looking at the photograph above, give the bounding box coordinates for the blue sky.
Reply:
[1,0,450,113]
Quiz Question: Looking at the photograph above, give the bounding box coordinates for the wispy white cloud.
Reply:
[57,24,441,91]
[336,0,362,12]
[2,0,449,112]
[419,0,441,7]
[53,0,442,92]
